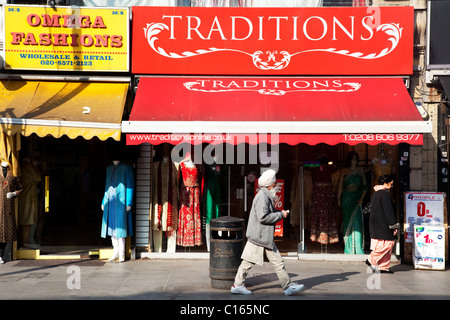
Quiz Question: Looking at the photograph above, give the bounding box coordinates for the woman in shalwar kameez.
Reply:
[366,175,399,273]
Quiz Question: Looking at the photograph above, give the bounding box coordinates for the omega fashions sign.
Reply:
[132,6,413,75]
[4,5,129,71]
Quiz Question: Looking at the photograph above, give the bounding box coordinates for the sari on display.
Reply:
[341,169,367,254]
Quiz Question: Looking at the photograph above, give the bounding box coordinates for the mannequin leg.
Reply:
[167,231,177,253]
[118,237,126,262]
[29,224,38,245]
[153,229,163,253]
[0,243,6,264]
[108,236,119,261]
[206,223,211,252]
[19,225,30,247]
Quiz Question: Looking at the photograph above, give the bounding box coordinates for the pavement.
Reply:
[0,256,449,303]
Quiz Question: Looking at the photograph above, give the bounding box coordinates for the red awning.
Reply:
[123,77,431,146]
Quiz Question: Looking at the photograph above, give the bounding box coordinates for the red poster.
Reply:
[255,178,284,237]
[132,6,413,75]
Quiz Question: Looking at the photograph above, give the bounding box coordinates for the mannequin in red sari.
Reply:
[177,153,204,247]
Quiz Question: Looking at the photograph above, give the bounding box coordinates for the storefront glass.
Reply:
[145,141,399,256]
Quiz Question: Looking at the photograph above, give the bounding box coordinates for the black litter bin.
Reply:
[209,216,245,289]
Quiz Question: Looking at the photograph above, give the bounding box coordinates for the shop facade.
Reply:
[0,4,134,260]
[123,4,433,260]
[0,0,444,263]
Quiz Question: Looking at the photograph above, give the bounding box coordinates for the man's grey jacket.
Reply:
[246,187,283,250]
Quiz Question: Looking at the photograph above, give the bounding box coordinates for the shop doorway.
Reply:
[19,135,138,257]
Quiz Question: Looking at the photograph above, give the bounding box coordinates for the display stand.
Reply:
[403,192,448,265]
[413,224,446,270]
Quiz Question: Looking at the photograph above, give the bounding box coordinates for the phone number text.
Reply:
[343,134,421,142]
[40,60,93,66]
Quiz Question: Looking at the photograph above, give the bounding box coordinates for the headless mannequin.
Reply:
[181,152,195,168]
[337,152,367,255]
[177,151,204,247]
[152,153,178,253]
[101,160,132,262]
[18,158,41,248]
[205,155,221,251]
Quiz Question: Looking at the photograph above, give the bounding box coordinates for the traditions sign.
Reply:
[132,6,413,75]
[3,5,129,72]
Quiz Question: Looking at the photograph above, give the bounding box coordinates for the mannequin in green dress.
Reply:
[204,159,225,251]
[338,151,367,254]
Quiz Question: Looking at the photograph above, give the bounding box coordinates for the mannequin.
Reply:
[204,154,224,251]
[177,152,204,247]
[0,161,23,264]
[372,145,392,194]
[310,157,339,246]
[101,160,134,262]
[289,165,301,227]
[337,151,367,254]
[152,153,179,253]
[18,158,41,248]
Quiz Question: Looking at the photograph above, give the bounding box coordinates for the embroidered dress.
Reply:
[310,166,339,244]
[177,162,204,247]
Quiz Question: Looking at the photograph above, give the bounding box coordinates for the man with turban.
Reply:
[231,169,305,296]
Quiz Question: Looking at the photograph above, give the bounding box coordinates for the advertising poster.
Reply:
[3,5,129,71]
[255,178,284,237]
[404,192,445,242]
[413,225,445,270]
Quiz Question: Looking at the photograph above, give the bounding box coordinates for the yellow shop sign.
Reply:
[3,5,129,72]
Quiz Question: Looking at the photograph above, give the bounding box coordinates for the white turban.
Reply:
[258,169,276,188]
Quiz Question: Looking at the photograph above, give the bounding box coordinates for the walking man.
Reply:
[231,169,304,296]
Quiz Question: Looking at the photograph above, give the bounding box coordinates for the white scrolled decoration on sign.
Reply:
[144,23,228,58]
[299,23,403,60]
[343,82,362,92]
[144,21,403,70]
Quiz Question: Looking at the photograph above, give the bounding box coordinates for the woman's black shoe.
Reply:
[380,270,394,274]
[365,259,376,272]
